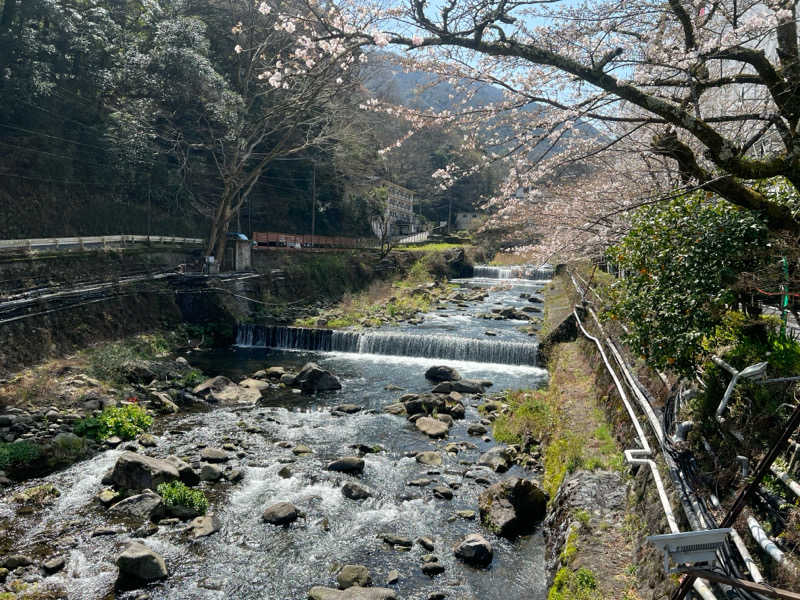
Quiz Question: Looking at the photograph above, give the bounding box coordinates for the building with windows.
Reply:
[371,180,419,238]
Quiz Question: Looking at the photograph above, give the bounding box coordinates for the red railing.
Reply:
[252,232,378,249]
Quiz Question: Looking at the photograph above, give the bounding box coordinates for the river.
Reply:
[1,266,552,600]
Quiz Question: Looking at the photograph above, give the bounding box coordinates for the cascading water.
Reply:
[237,325,538,366]
[472,264,553,280]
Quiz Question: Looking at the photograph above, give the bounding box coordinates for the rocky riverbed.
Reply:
[0,270,553,600]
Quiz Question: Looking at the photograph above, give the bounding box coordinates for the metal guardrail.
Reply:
[0,235,204,252]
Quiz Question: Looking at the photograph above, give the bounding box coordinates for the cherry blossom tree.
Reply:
[276,0,800,259]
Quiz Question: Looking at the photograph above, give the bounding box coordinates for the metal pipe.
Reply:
[730,526,765,584]
[573,310,716,599]
[711,357,768,422]
[771,467,800,499]
[747,515,786,565]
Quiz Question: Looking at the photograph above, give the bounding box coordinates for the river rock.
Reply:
[424,365,461,382]
[379,533,413,548]
[109,489,165,521]
[200,447,229,463]
[453,534,493,567]
[415,451,442,466]
[337,564,371,589]
[188,514,221,538]
[239,378,269,392]
[2,555,33,569]
[479,477,548,538]
[165,456,200,486]
[193,376,261,404]
[477,447,511,473]
[421,562,445,576]
[415,417,449,438]
[326,457,364,474]
[111,452,179,491]
[386,569,399,585]
[382,403,406,416]
[116,541,168,582]
[450,379,486,394]
[467,424,487,436]
[42,555,65,574]
[308,586,397,600]
[342,481,372,500]
[416,537,434,551]
[199,463,224,481]
[430,382,452,394]
[295,362,342,393]
[262,502,298,525]
[151,392,179,414]
[431,486,453,500]
[334,404,361,414]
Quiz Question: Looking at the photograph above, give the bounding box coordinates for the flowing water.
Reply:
[1,270,552,600]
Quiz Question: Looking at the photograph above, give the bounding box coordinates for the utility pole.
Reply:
[670,401,800,600]
[310,162,316,248]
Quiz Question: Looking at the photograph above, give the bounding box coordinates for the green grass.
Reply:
[492,389,559,445]
[548,567,602,600]
[394,242,470,252]
[74,404,153,441]
[157,481,209,515]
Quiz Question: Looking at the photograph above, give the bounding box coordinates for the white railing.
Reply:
[0,235,204,252]
[395,231,430,245]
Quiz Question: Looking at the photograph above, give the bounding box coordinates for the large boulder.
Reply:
[403,394,445,417]
[108,489,164,521]
[326,457,364,474]
[164,456,200,486]
[478,477,548,538]
[415,417,449,438]
[337,564,371,589]
[295,362,342,393]
[192,376,261,404]
[262,502,299,525]
[415,451,442,466]
[188,514,221,538]
[110,452,179,491]
[450,379,486,394]
[424,365,461,382]
[116,541,168,582]
[453,534,493,567]
[477,447,512,473]
[308,587,397,600]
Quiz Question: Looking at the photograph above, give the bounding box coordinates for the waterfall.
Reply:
[472,265,553,280]
[236,325,538,366]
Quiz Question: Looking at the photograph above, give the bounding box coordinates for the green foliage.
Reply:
[492,389,558,445]
[0,442,42,471]
[543,434,585,498]
[156,481,209,515]
[74,404,152,441]
[607,192,767,373]
[548,567,601,600]
[691,311,800,438]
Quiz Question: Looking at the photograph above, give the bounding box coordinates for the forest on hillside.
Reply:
[0,0,504,242]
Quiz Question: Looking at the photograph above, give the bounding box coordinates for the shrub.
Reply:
[607,192,767,373]
[0,441,42,471]
[156,481,208,515]
[74,404,152,441]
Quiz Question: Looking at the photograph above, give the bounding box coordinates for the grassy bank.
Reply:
[294,251,463,329]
